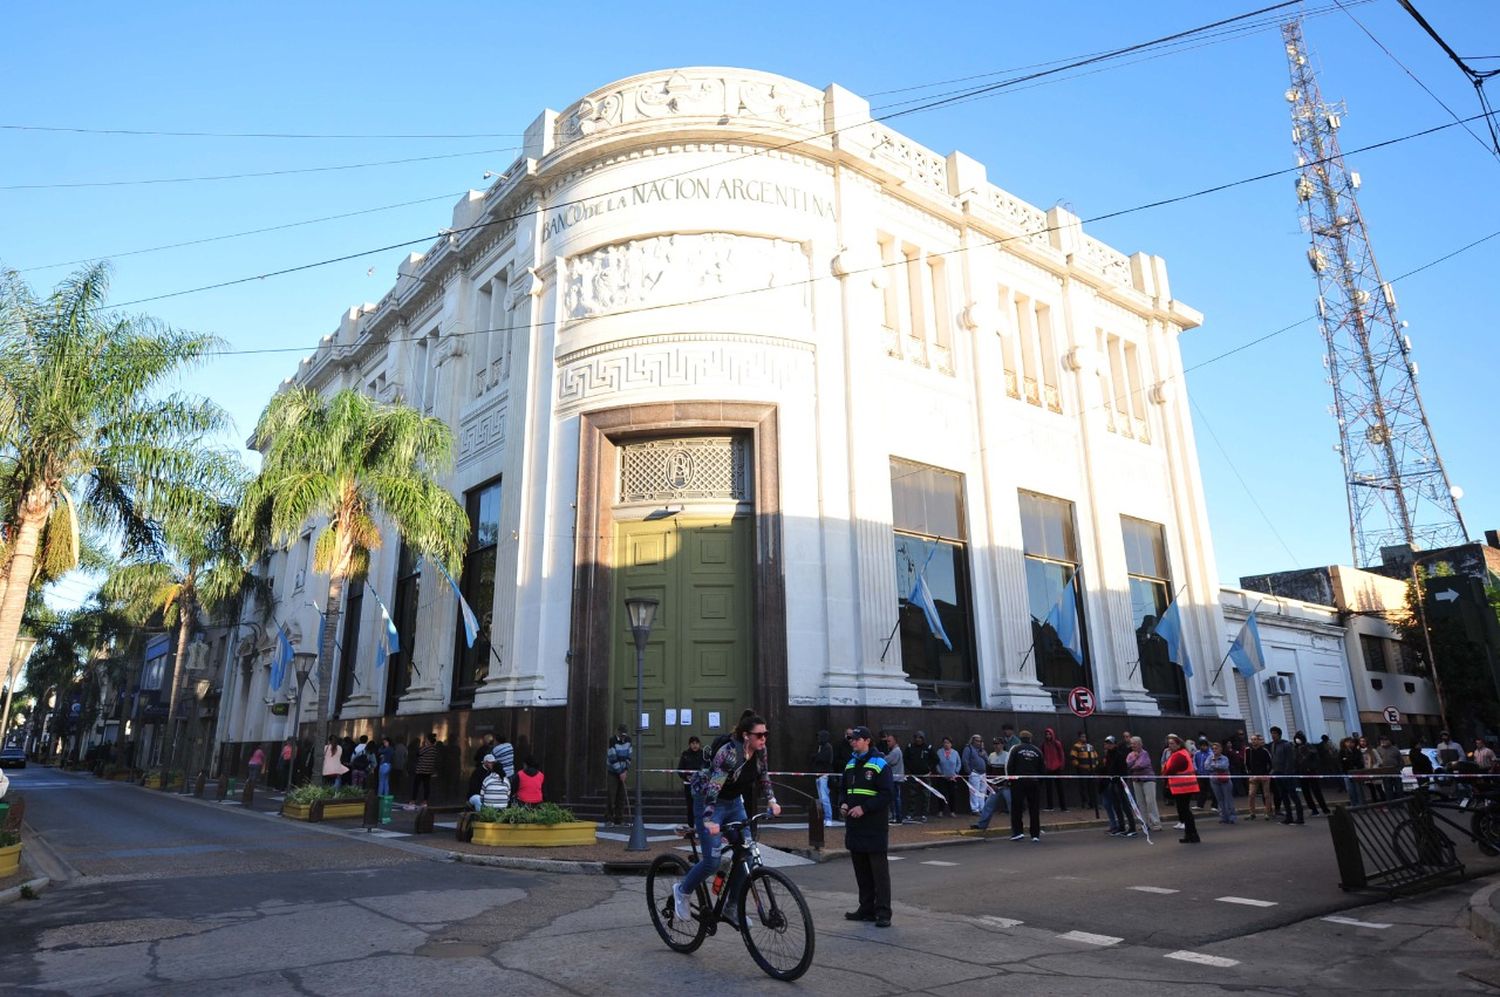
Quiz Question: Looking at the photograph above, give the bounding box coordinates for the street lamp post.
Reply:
[624,596,659,852]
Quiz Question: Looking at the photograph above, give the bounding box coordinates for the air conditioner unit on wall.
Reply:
[1264,674,1291,697]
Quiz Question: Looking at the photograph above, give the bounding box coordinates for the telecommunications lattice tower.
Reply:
[1281,18,1466,566]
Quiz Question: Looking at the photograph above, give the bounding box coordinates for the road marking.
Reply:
[1216,896,1277,907]
[1129,886,1179,894]
[1165,950,1240,968]
[887,855,905,861]
[1322,915,1392,929]
[982,915,1024,928]
[1057,931,1122,947]
[921,860,958,866]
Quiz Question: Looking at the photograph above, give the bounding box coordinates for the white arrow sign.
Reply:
[1434,590,1459,603]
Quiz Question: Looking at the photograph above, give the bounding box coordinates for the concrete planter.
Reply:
[281,799,365,822]
[0,842,20,877]
[144,775,182,791]
[471,821,596,848]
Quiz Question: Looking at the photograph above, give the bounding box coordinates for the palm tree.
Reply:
[0,263,230,710]
[106,498,270,776]
[236,387,467,784]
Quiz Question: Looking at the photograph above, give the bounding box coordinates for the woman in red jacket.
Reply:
[1162,734,1201,844]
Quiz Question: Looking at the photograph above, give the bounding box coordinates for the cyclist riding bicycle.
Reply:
[674,713,781,924]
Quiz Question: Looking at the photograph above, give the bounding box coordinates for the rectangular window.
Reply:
[891,459,975,706]
[335,573,366,713]
[452,478,501,705]
[1123,516,1186,712]
[1020,491,1089,701]
[877,233,902,337]
[1015,294,1040,405]
[1321,696,1348,743]
[1360,634,1389,673]
[388,543,422,714]
[998,287,1020,399]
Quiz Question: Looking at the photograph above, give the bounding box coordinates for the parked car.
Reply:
[0,744,25,769]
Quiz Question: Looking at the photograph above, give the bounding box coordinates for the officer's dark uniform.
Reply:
[842,729,894,925]
[1006,734,1045,839]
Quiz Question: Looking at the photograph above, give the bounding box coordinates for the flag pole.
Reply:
[882,537,944,662]
[1210,599,1263,686]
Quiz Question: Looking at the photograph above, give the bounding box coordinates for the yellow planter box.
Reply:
[281,799,367,822]
[282,802,316,821]
[471,820,596,848]
[0,842,20,877]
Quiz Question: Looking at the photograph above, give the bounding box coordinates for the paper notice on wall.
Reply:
[680,709,692,726]
[708,711,721,729]
[665,709,678,726]
[640,711,651,730]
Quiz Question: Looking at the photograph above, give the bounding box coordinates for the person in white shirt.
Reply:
[468,754,510,811]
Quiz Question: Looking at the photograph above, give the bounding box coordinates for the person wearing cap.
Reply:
[840,726,894,927]
[467,753,511,812]
[904,731,937,823]
[605,724,633,826]
[1005,730,1046,841]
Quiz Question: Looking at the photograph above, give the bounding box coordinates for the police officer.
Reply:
[1006,729,1045,841]
[840,726,894,927]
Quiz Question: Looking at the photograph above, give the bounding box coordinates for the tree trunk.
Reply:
[0,492,51,744]
[165,593,194,777]
[312,543,351,788]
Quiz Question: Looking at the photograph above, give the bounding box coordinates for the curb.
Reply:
[1466,877,1500,955]
[0,875,48,906]
[447,851,607,875]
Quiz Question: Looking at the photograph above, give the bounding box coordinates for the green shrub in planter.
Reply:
[0,830,19,847]
[477,802,577,825]
[286,784,368,806]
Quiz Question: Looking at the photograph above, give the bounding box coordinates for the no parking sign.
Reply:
[1068,686,1096,719]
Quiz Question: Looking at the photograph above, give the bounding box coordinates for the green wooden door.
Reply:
[613,517,753,792]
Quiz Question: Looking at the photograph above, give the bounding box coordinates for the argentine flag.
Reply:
[1151,597,1193,678]
[367,582,401,670]
[909,571,953,651]
[1043,572,1084,666]
[429,557,480,648]
[270,624,293,691]
[1228,612,1267,678]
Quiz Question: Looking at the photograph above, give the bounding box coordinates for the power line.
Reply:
[0,123,524,141]
[0,145,519,192]
[1190,397,1302,565]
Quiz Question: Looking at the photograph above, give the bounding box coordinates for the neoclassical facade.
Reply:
[216,68,1233,800]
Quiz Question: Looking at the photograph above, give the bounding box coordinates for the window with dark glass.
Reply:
[387,542,421,715]
[1122,516,1185,712]
[891,459,976,706]
[452,479,500,705]
[1020,491,1090,701]
[335,572,366,713]
[1360,634,1389,673]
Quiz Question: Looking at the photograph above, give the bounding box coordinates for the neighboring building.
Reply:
[1219,586,1362,744]
[216,68,1234,803]
[1240,564,1443,743]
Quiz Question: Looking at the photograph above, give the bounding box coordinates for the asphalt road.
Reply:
[3,767,1498,995]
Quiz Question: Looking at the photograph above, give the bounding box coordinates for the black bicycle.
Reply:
[646,812,816,982]
[1389,787,1500,865]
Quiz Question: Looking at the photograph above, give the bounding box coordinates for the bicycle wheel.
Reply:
[1472,806,1500,856]
[738,866,815,982]
[646,853,708,953]
[1390,818,1422,867]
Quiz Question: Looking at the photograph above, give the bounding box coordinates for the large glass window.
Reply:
[387,542,421,715]
[452,479,500,705]
[1021,492,1090,701]
[1123,516,1185,712]
[335,573,365,713]
[891,459,976,705]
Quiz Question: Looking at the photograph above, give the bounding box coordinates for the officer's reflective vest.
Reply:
[845,752,888,798]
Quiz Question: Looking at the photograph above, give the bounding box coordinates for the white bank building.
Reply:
[216,68,1236,802]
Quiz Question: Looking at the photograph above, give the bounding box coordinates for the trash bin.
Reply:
[379,795,393,825]
[0,802,10,827]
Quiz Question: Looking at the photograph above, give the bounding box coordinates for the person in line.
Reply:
[963,734,990,814]
[1358,735,1385,802]
[1473,738,1497,772]
[278,738,296,790]
[1206,742,1236,823]
[376,736,395,798]
[809,730,835,825]
[1005,730,1045,842]
[474,732,498,768]
[389,736,408,801]
[985,736,1011,816]
[1375,734,1404,801]
[513,757,545,805]
[1040,728,1068,812]
[467,753,510,812]
[1126,736,1162,831]
[1268,726,1304,825]
[247,745,266,786]
[904,731,937,824]
[882,731,906,825]
[1102,735,1136,837]
[493,735,515,783]
[1245,733,1275,819]
[1070,731,1099,814]
[1409,741,1435,790]
[409,732,437,808]
[934,737,963,818]
[605,724,632,826]
[1162,734,1201,844]
[673,714,780,927]
[322,735,348,788]
[1192,738,1215,814]
[1338,736,1365,807]
[1294,731,1330,815]
[348,736,370,789]
[680,735,709,825]
[1436,731,1464,770]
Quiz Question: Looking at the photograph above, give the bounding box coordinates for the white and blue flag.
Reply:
[1043,572,1084,666]
[429,557,480,648]
[1151,597,1193,678]
[1228,612,1267,679]
[367,582,400,669]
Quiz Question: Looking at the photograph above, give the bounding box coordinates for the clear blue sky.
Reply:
[4,1,1496,609]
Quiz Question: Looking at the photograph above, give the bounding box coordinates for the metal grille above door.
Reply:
[619,436,749,504]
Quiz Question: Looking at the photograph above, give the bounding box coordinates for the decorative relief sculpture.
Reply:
[868,125,948,195]
[556,340,810,408]
[556,71,825,147]
[563,233,809,321]
[989,188,1051,247]
[457,402,506,469]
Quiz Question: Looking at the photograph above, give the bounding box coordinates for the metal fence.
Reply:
[1330,795,1464,894]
